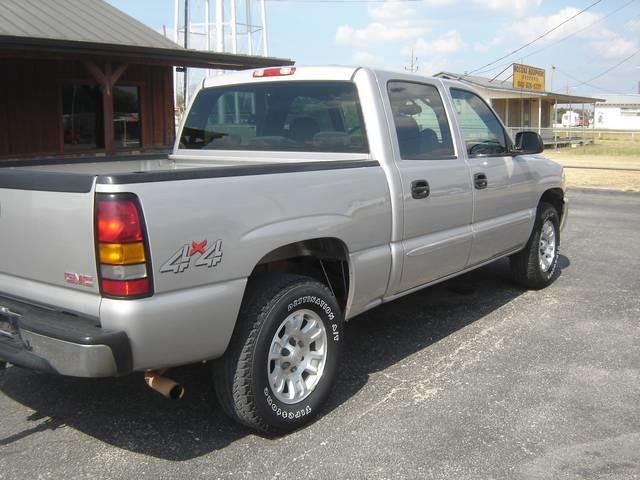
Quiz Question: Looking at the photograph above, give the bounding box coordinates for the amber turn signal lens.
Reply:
[99,242,146,265]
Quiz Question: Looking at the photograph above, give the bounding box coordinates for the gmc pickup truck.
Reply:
[0,66,566,433]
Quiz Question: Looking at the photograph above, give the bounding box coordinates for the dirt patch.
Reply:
[564,168,640,192]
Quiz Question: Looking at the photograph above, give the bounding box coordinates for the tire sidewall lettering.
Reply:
[263,387,312,419]
[287,295,339,342]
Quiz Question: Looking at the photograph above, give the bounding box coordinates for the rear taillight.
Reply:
[95,194,152,299]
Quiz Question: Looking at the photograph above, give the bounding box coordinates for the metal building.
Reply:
[594,95,640,130]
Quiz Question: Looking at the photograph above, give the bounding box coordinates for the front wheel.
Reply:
[510,202,561,289]
[213,274,343,434]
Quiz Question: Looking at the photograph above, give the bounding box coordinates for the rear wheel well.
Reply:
[539,188,564,220]
[250,238,350,311]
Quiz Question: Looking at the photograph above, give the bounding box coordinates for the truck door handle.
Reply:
[474,173,488,190]
[411,180,430,199]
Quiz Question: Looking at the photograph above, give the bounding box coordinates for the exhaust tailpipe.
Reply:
[144,369,184,400]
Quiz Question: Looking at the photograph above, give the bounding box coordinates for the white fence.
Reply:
[506,127,639,146]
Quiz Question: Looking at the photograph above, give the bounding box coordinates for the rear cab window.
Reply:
[450,88,510,157]
[180,81,368,153]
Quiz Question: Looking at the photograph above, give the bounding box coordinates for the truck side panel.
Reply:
[100,279,246,370]
[97,164,393,367]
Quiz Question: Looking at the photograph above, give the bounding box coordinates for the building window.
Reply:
[113,86,141,149]
[621,107,640,117]
[62,84,141,152]
[522,99,531,127]
[62,85,103,151]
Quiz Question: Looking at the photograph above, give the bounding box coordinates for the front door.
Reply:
[386,80,474,293]
[449,88,536,267]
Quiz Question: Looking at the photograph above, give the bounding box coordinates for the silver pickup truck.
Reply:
[0,66,566,433]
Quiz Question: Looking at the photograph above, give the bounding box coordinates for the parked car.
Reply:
[0,66,567,433]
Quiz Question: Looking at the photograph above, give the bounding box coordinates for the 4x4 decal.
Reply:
[160,239,223,274]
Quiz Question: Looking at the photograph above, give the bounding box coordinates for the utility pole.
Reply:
[550,65,556,130]
[405,49,418,73]
[183,0,189,109]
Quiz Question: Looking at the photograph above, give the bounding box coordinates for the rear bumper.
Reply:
[0,295,131,377]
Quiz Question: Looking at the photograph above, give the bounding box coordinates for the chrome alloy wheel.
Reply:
[539,219,557,273]
[267,309,328,404]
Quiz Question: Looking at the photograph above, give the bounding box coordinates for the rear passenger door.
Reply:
[449,89,536,267]
[386,81,474,293]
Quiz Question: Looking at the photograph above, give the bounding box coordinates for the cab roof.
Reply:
[201,65,456,89]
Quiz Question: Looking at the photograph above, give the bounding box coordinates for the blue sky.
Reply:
[107,0,640,96]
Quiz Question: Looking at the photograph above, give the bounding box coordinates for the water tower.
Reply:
[173,0,269,106]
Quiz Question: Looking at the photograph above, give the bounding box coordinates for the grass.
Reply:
[547,140,640,157]
[545,140,640,170]
[544,140,640,192]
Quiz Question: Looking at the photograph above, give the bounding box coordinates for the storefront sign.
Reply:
[513,64,545,92]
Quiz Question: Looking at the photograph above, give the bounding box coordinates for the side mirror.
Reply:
[515,131,544,154]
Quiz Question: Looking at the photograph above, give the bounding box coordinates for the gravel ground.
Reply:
[1,189,639,479]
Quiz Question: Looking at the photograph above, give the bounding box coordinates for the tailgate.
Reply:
[0,171,99,295]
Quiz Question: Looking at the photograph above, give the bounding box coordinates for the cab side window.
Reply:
[387,81,455,160]
[450,88,508,156]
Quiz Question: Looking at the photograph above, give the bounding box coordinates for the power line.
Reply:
[473,1,639,76]
[467,0,603,75]
[568,47,640,88]
[555,67,636,94]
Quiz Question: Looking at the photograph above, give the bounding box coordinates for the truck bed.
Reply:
[0,152,373,192]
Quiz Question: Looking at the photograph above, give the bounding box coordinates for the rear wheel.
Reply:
[213,273,343,434]
[510,202,560,289]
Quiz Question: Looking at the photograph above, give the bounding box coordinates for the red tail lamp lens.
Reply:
[101,278,150,297]
[97,198,143,243]
[253,67,296,77]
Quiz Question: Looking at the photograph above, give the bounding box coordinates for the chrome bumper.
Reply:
[0,296,131,377]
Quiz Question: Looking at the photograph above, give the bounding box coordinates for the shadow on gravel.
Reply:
[0,257,571,460]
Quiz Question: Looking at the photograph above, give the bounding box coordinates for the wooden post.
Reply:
[538,98,542,135]
[84,61,129,156]
[505,98,509,127]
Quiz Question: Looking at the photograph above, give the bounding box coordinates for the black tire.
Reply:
[510,202,561,289]
[212,273,344,434]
